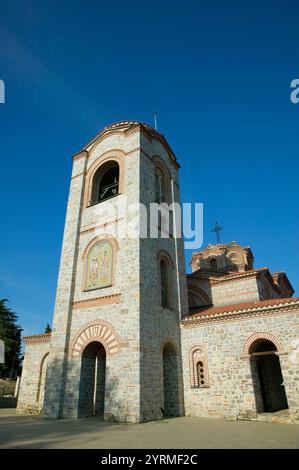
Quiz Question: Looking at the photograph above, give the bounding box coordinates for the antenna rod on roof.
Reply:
[153,111,158,131]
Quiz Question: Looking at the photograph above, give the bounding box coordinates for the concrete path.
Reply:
[0,409,298,449]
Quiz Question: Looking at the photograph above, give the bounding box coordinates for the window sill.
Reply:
[87,193,121,207]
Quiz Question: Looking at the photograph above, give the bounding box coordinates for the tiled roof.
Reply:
[209,267,268,284]
[77,120,179,165]
[189,267,269,282]
[23,333,51,342]
[185,297,299,322]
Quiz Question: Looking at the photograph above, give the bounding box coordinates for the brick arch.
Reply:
[189,345,210,388]
[88,132,124,154]
[242,332,284,355]
[82,234,120,259]
[83,149,126,208]
[70,320,122,358]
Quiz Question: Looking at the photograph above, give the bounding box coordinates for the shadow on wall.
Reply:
[42,348,125,422]
[0,409,120,449]
[162,343,181,418]
[187,276,213,311]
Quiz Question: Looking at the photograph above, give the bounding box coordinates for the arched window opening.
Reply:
[189,346,210,388]
[90,161,119,205]
[210,258,217,270]
[196,361,206,386]
[160,259,169,308]
[155,168,165,203]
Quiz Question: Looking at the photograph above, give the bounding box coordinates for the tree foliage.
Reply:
[44,323,52,333]
[0,299,22,377]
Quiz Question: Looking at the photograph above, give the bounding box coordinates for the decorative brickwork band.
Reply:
[242,332,284,355]
[70,319,123,357]
[73,293,121,310]
[189,345,210,388]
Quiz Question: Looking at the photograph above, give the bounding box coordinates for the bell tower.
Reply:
[42,121,188,422]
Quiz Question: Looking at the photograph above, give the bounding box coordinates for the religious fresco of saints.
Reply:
[85,241,113,289]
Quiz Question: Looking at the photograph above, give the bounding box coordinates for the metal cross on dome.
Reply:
[211,221,223,244]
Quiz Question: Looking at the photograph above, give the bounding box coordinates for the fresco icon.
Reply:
[85,241,113,289]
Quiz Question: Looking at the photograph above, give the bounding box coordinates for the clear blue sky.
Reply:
[0,0,298,335]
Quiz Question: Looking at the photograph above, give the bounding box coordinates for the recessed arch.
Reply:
[92,160,119,204]
[157,249,174,268]
[70,320,123,357]
[83,149,126,208]
[36,352,49,403]
[78,341,106,417]
[157,250,174,308]
[82,235,119,291]
[160,339,179,355]
[209,258,218,270]
[82,234,120,259]
[188,286,211,308]
[242,332,284,356]
[152,155,172,204]
[245,334,288,413]
[228,251,243,265]
[161,340,180,417]
[189,345,210,388]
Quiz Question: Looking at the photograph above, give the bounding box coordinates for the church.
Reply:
[17,121,299,423]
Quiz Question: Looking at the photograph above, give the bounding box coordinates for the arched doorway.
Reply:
[36,352,49,406]
[249,339,288,413]
[162,343,180,417]
[78,341,106,418]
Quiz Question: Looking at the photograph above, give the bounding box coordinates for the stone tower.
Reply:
[41,121,188,422]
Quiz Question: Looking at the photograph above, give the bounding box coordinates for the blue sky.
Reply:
[0,0,298,335]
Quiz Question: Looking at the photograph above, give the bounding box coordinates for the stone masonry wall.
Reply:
[41,130,143,422]
[181,308,299,421]
[139,133,188,421]
[17,339,50,415]
[210,276,259,306]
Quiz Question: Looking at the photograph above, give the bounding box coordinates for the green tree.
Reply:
[44,323,52,333]
[0,299,22,378]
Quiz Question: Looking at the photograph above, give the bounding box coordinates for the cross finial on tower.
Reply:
[211,221,223,244]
